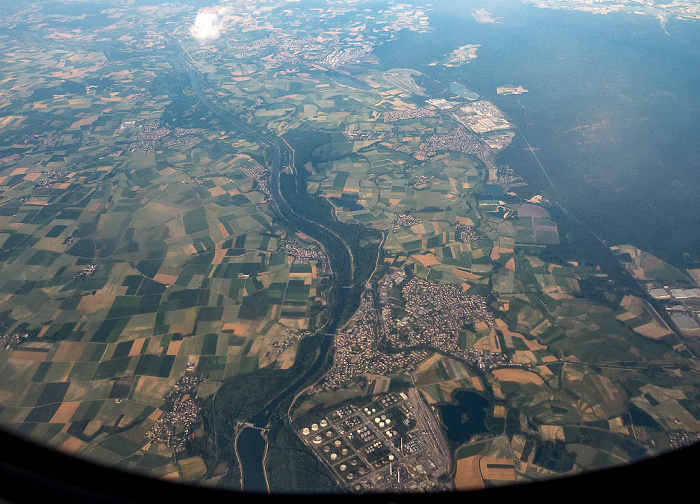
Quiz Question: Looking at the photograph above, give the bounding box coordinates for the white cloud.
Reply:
[190,7,229,41]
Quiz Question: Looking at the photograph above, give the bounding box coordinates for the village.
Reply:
[145,374,206,452]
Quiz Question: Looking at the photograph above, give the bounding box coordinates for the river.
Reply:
[174,45,354,492]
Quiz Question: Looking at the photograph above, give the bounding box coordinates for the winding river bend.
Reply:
[175,46,353,492]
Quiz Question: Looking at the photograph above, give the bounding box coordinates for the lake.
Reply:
[437,390,490,443]
[373,0,700,268]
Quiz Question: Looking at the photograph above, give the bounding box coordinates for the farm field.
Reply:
[0,0,698,494]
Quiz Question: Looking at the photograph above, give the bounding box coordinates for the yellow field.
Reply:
[50,401,81,423]
[687,268,700,285]
[633,321,672,339]
[77,294,116,312]
[480,456,515,481]
[538,424,565,441]
[178,456,207,480]
[454,456,484,490]
[222,321,251,335]
[129,338,146,356]
[58,436,85,454]
[166,340,182,356]
[413,252,440,267]
[53,341,86,362]
[492,368,544,385]
[154,274,178,285]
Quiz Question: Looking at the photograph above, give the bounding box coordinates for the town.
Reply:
[321,268,523,391]
[320,289,430,390]
[399,126,493,166]
[497,164,525,185]
[126,121,206,155]
[272,328,313,357]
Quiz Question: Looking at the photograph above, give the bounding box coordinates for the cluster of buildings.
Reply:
[451,100,513,134]
[162,135,201,149]
[426,98,455,110]
[74,264,97,279]
[262,51,302,67]
[0,331,28,349]
[277,35,326,58]
[383,108,437,123]
[127,121,171,155]
[240,162,271,200]
[410,175,435,189]
[228,34,278,59]
[296,389,452,492]
[145,375,205,453]
[321,290,430,390]
[320,44,374,69]
[647,285,700,334]
[279,238,326,264]
[0,90,18,102]
[379,277,495,360]
[37,133,63,148]
[164,375,206,402]
[648,286,700,300]
[455,223,481,243]
[344,130,387,142]
[273,329,312,357]
[33,168,68,189]
[322,268,522,390]
[161,127,206,150]
[668,429,700,450]
[127,122,206,154]
[497,164,524,185]
[130,89,153,103]
[393,213,422,229]
[173,127,206,138]
[408,126,492,161]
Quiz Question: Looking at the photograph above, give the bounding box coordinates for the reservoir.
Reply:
[438,390,490,443]
[237,428,268,492]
